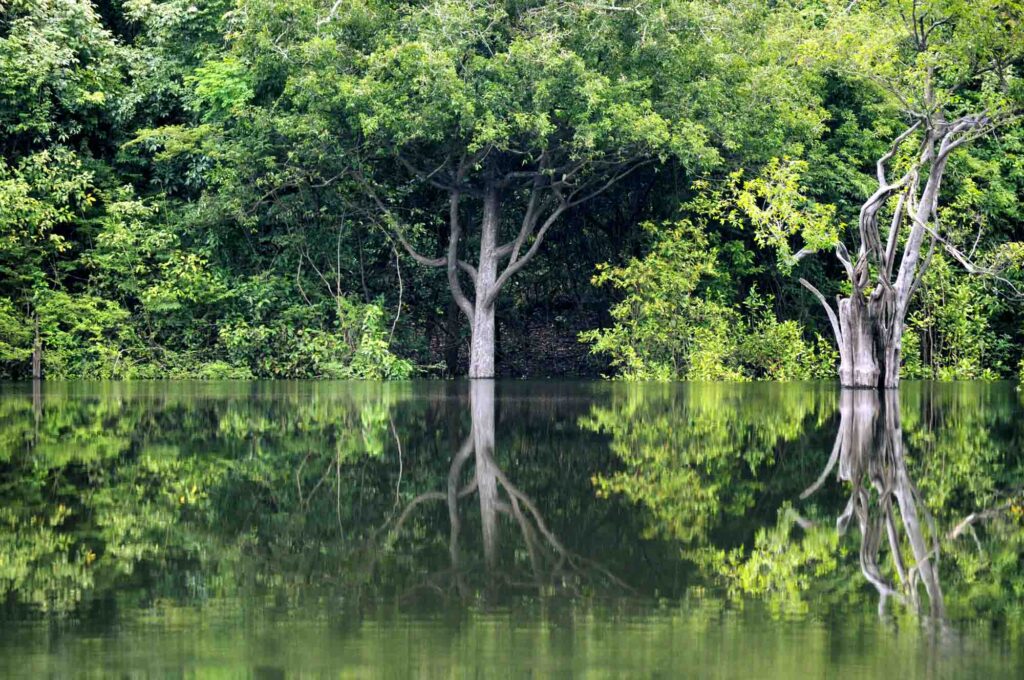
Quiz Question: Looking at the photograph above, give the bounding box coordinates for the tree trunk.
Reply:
[468,186,501,379]
[32,317,41,380]
[469,305,496,379]
[808,389,945,618]
[836,291,901,389]
[443,297,461,377]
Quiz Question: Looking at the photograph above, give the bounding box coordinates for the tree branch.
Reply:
[566,158,653,208]
[354,168,478,281]
[485,201,568,307]
[495,168,548,263]
[800,277,844,347]
[877,121,922,186]
[393,227,478,282]
[446,190,476,320]
[397,152,458,191]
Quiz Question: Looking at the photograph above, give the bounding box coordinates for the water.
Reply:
[0,380,1021,677]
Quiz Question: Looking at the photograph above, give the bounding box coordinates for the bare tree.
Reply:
[780,0,1023,387]
[798,112,1002,388]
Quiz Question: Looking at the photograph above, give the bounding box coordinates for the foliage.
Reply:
[902,254,1011,380]
[735,158,841,272]
[0,0,1021,380]
[582,199,838,381]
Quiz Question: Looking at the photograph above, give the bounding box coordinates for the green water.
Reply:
[0,380,1021,678]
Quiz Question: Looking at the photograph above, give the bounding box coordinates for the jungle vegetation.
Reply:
[1,0,1022,382]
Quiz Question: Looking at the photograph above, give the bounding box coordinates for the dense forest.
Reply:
[1,0,1022,382]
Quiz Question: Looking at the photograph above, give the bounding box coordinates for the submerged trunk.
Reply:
[468,304,496,379]
[32,317,41,379]
[836,290,902,389]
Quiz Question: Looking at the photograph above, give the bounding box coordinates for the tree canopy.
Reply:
[0,0,1021,380]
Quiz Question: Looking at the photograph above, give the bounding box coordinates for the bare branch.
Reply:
[397,152,457,191]
[877,121,922,186]
[496,167,549,263]
[446,190,476,320]
[485,158,654,305]
[800,426,845,500]
[485,201,568,306]
[354,168,478,282]
[883,184,912,277]
[791,246,816,263]
[566,158,654,208]
[947,503,1014,540]
[800,278,844,347]
[916,218,1023,296]
[316,0,344,27]
[835,241,857,285]
[392,225,478,282]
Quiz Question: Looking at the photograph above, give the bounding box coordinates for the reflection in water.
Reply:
[802,390,944,618]
[586,381,1023,627]
[0,380,1021,676]
[378,380,625,599]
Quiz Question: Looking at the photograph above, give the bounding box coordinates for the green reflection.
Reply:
[586,382,1024,631]
[0,380,1021,676]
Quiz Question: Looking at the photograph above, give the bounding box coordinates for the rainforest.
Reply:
[3,3,1024,677]
[1,0,1022,384]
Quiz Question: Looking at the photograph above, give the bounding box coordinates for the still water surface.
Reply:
[0,380,1021,677]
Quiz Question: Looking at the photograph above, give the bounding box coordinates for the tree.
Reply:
[302,0,719,377]
[745,0,1024,388]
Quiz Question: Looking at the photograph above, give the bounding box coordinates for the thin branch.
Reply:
[389,245,403,346]
[916,219,1023,296]
[446,190,476,320]
[485,201,568,306]
[496,156,550,262]
[316,0,345,26]
[800,278,844,347]
[800,426,845,500]
[355,169,478,281]
[877,121,922,186]
[947,503,1013,540]
[566,158,654,208]
[397,152,457,191]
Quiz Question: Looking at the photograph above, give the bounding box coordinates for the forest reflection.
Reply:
[0,380,1021,630]
[588,382,1022,623]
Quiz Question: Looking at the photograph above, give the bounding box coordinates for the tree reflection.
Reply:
[587,382,1023,625]
[0,381,409,615]
[801,390,944,618]
[2,380,1020,627]
[376,380,627,601]
[583,382,836,543]
[0,380,630,616]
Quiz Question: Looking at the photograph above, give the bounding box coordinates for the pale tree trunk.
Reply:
[800,115,989,389]
[468,188,500,378]
[32,316,41,380]
[835,289,902,389]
